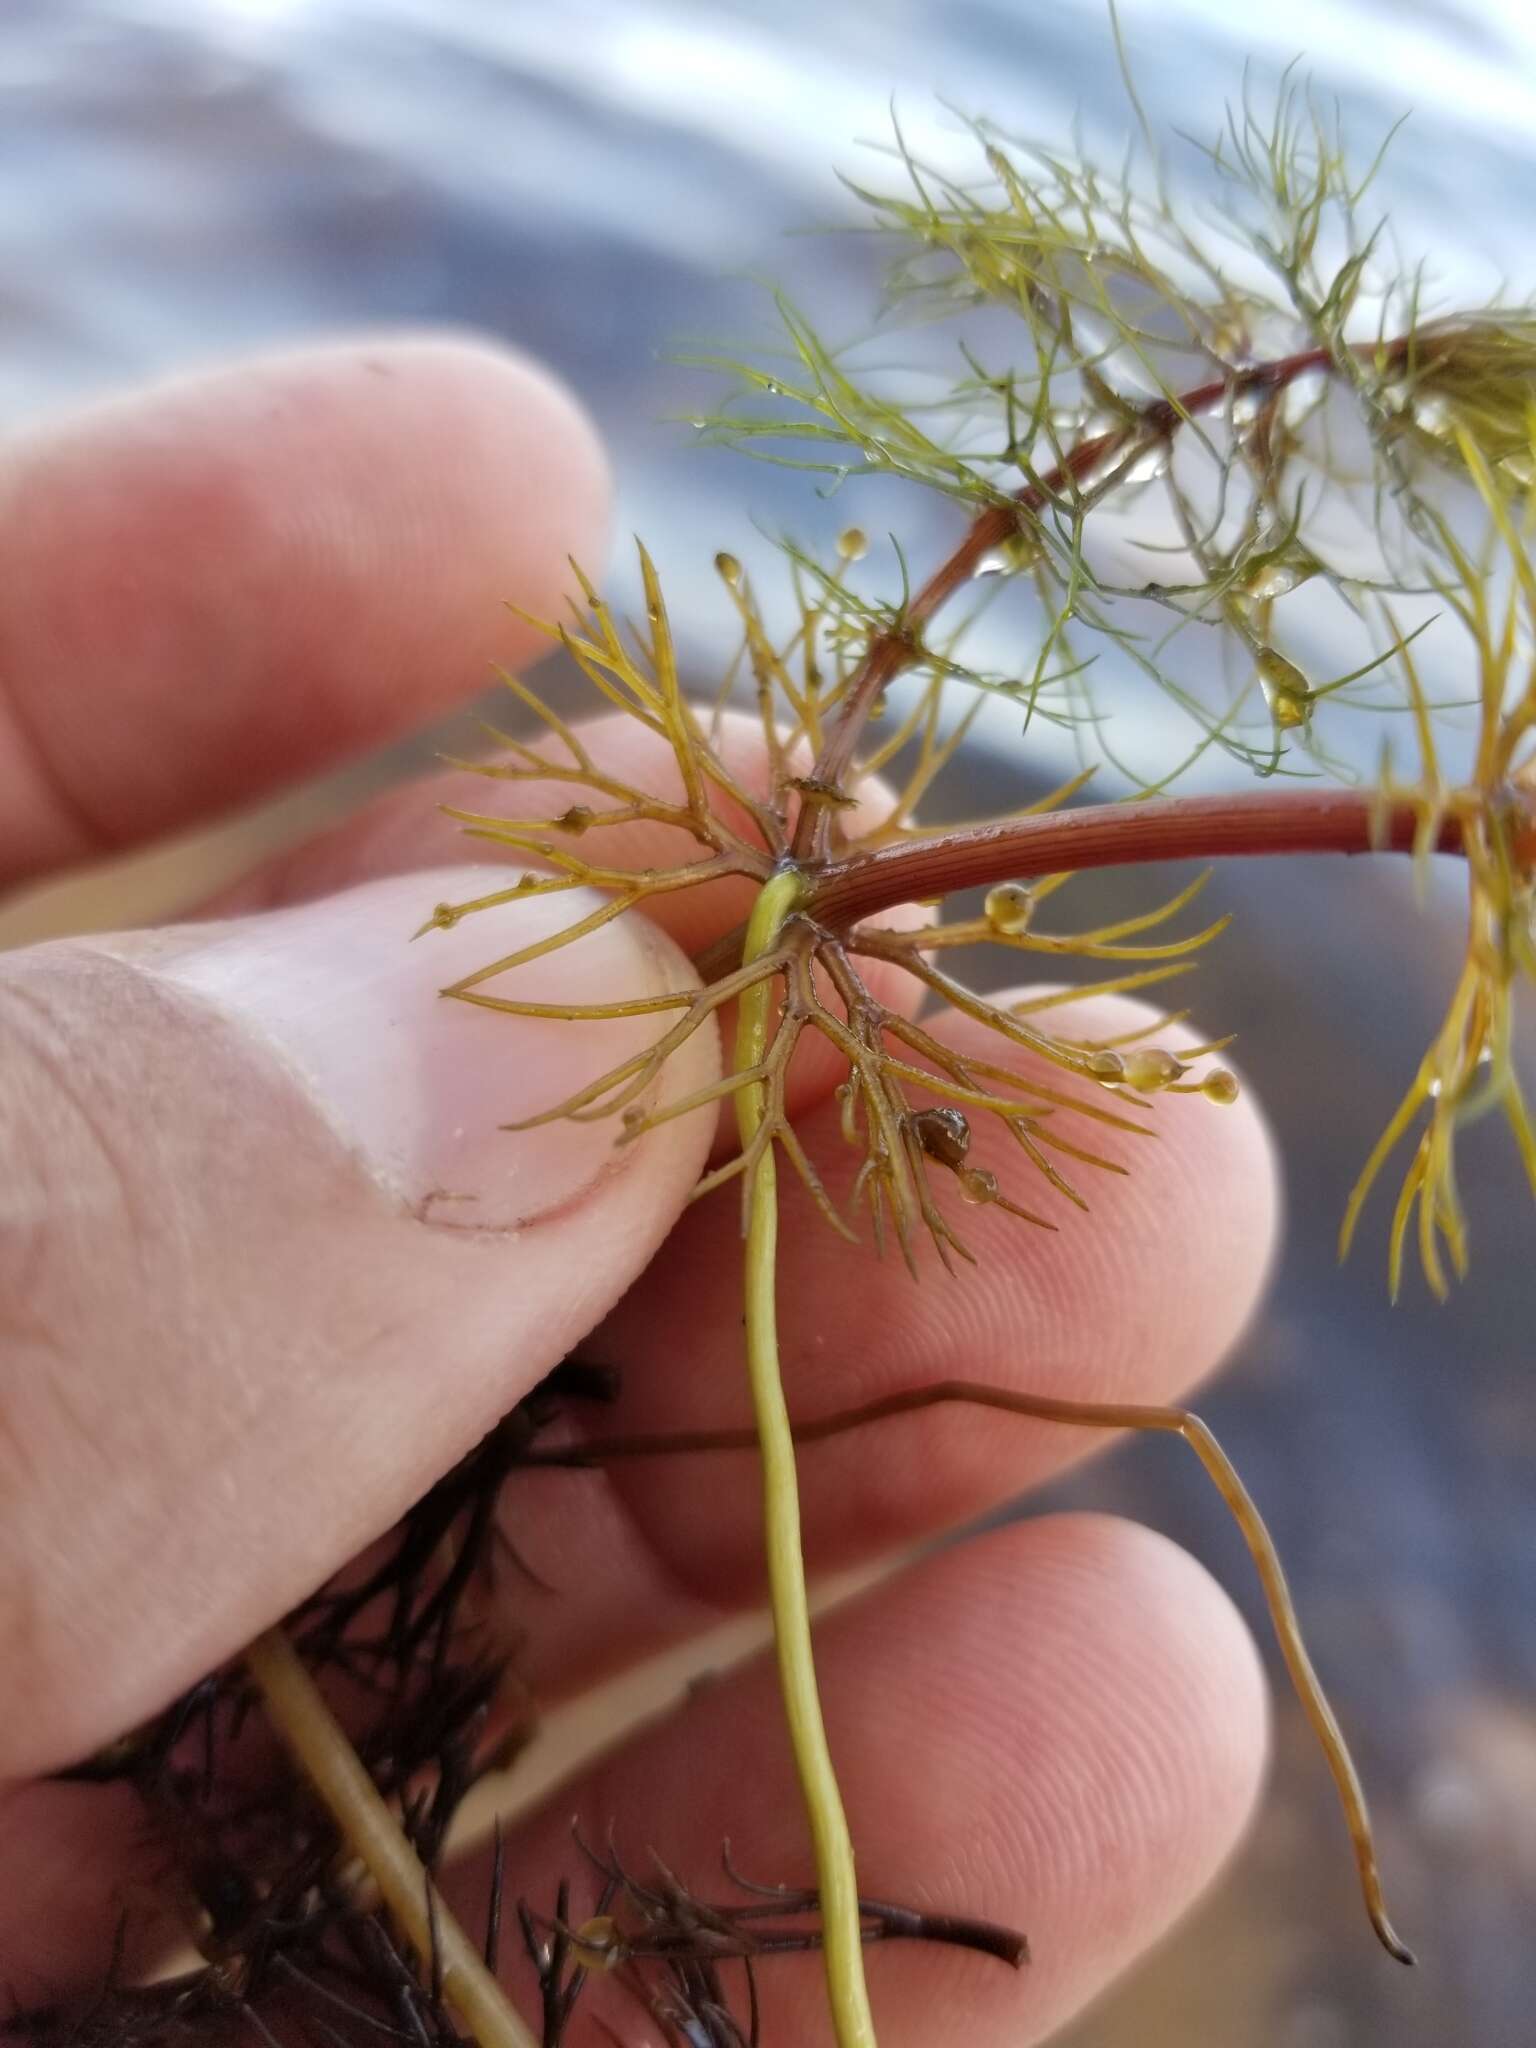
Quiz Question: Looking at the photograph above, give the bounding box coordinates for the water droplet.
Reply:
[985,882,1035,935]
[957,1164,999,1206]
[1121,1046,1185,1093]
[837,526,869,562]
[714,550,742,587]
[1411,392,1454,438]
[1427,1075,1443,1098]
[1122,441,1170,485]
[972,531,1038,580]
[1246,561,1310,601]
[1202,1068,1240,1105]
[688,417,708,431]
[1088,1050,1126,1083]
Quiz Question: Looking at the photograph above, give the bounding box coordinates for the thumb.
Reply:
[0,868,715,1779]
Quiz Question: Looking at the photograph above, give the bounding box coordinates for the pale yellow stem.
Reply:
[246,1626,538,2048]
[734,869,877,2048]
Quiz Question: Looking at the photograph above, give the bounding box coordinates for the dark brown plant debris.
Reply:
[3,1364,1026,2048]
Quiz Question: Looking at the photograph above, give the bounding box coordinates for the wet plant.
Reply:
[14,37,1536,2048]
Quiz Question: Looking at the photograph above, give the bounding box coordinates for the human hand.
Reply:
[0,337,1278,2038]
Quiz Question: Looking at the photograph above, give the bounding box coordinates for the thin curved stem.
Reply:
[535,1380,1413,1968]
[734,870,878,2048]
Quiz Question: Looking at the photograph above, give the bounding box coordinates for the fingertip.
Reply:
[447,1510,1270,2046]
[361,329,613,634]
[0,332,613,879]
[843,1514,1271,2031]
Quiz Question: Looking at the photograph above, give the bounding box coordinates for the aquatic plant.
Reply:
[16,39,1536,2048]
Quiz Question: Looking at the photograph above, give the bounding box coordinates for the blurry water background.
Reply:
[2,1,1535,2041]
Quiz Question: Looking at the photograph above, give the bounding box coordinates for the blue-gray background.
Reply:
[4,3,1534,2042]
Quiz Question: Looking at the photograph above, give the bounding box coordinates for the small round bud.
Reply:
[909,1106,972,1171]
[1201,1067,1240,1105]
[836,1079,859,1146]
[555,804,594,834]
[984,881,1035,936]
[714,550,742,587]
[570,1916,622,1973]
[427,902,458,931]
[837,526,869,562]
[1087,1050,1126,1082]
[1120,1046,1185,1093]
[1256,645,1313,730]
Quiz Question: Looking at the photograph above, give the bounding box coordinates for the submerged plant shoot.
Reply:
[12,41,1536,2048]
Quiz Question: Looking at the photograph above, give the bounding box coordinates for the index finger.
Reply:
[0,335,609,887]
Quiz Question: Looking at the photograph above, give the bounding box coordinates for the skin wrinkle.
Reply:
[0,971,152,1497]
[0,962,270,1698]
[0,974,162,1688]
[852,1524,1262,1994]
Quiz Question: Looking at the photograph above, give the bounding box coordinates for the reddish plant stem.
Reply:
[693,787,1506,985]
[795,331,1418,861]
[807,790,1479,932]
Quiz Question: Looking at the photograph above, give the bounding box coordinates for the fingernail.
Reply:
[88,868,696,1229]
